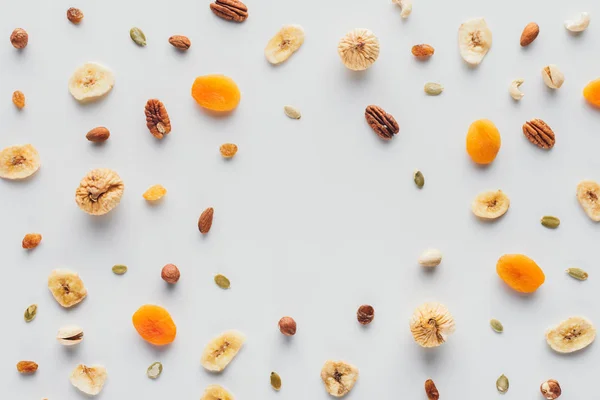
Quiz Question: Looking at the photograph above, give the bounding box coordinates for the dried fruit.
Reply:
[466,119,501,164]
[541,215,560,228]
[424,82,443,95]
[112,264,127,275]
[168,35,191,50]
[418,248,442,267]
[12,90,25,109]
[414,170,425,188]
[496,374,509,393]
[566,267,588,281]
[67,8,84,24]
[541,379,562,399]
[56,325,84,346]
[576,180,600,221]
[130,27,146,46]
[22,233,42,249]
[496,254,545,293]
[278,316,297,336]
[198,207,214,234]
[409,302,455,348]
[356,305,374,325]
[201,385,234,400]
[520,22,539,46]
[143,184,167,201]
[365,105,399,140]
[68,62,115,102]
[284,105,301,119]
[458,18,492,66]
[210,0,248,22]
[147,362,163,379]
[270,371,282,391]
[145,99,171,139]
[523,119,555,149]
[161,264,180,284]
[191,75,241,112]
[214,274,231,289]
[412,44,434,58]
[565,12,590,32]
[10,28,28,49]
[490,319,503,333]
[509,79,524,100]
[17,361,38,374]
[200,330,246,372]
[424,379,439,400]
[320,360,359,397]
[392,0,412,18]
[338,28,379,71]
[70,364,107,395]
[48,269,88,308]
[75,168,125,215]
[24,304,37,322]
[542,65,564,89]
[220,143,238,158]
[471,190,510,220]
[265,25,305,65]
[583,79,600,108]
[0,144,40,180]
[546,316,596,353]
[86,127,110,142]
[132,304,177,345]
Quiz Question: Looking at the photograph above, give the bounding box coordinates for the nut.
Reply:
[145,99,171,139]
[520,22,539,46]
[12,91,25,109]
[540,379,561,399]
[22,233,42,249]
[161,264,180,284]
[67,8,84,24]
[198,207,214,234]
[10,28,28,49]
[522,119,555,149]
[542,65,564,89]
[425,379,440,400]
[75,168,125,215]
[418,248,442,267]
[86,127,110,142]
[509,79,524,100]
[220,143,238,158]
[278,316,297,336]
[365,105,399,140]
[565,12,590,32]
[168,35,191,50]
[210,0,248,22]
[356,305,375,325]
[16,361,38,374]
[411,44,435,58]
[57,325,84,346]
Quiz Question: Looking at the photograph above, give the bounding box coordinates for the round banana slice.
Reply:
[546,316,596,353]
[458,18,492,66]
[320,360,359,397]
[471,190,510,220]
[68,62,115,102]
[576,180,600,222]
[264,25,305,65]
[0,144,40,180]
[410,302,455,348]
[201,384,235,400]
[70,364,107,396]
[338,28,380,71]
[200,330,246,372]
[48,269,88,308]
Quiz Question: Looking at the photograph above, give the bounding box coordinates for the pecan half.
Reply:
[522,119,555,149]
[210,0,248,23]
[365,105,399,140]
[145,99,171,139]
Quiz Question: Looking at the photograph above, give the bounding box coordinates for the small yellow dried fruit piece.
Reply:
[410,302,455,348]
[143,184,167,201]
[220,143,238,158]
[12,91,25,109]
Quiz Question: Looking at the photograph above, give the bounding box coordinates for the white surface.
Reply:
[2,0,600,398]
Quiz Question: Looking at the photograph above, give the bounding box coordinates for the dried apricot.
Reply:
[132,304,177,345]
[466,119,501,165]
[496,254,545,293]
[143,184,167,201]
[191,75,240,112]
[583,79,600,108]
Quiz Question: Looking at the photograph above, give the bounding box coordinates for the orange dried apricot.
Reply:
[132,304,177,345]
[496,254,545,293]
[466,119,501,165]
[583,79,600,108]
[191,75,240,112]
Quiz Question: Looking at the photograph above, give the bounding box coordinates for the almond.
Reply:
[411,44,435,58]
[168,35,191,50]
[86,127,110,142]
[520,22,539,47]
[198,207,214,234]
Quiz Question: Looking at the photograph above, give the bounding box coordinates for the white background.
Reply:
[2,0,600,398]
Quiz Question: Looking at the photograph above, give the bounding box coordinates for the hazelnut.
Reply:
[357,305,375,325]
[540,379,561,399]
[10,28,28,49]
[161,264,180,284]
[278,316,296,336]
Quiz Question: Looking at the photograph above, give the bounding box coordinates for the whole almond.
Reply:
[520,22,539,47]
[411,44,435,58]
[86,127,110,142]
[168,35,191,50]
[198,207,214,234]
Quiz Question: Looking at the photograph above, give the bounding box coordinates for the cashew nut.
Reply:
[509,79,525,100]
[393,0,412,18]
[565,12,591,32]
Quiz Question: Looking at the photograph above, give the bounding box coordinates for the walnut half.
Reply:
[75,168,125,215]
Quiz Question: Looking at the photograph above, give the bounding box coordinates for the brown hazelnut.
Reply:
[10,28,28,49]
[278,316,296,336]
[161,264,180,284]
[541,379,561,399]
[357,305,375,325]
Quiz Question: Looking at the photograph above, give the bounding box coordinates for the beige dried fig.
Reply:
[338,28,380,71]
[410,302,455,347]
[75,168,124,215]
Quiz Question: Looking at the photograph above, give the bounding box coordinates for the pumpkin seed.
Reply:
[541,215,560,229]
[214,274,231,289]
[24,304,37,322]
[112,265,128,275]
[284,105,301,119]
[496,374,509,393]
[566,267,588,281]
[424,82,444,95]
[130,27,147,46]
[270,371,282,391]
[413,170,425,188]
[147,362,162,379]
[490,319,503,333]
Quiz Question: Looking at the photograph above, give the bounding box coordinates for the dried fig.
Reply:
[75,168,124,215]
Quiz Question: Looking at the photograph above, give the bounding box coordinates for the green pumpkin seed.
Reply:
[214,274,231,289]
[270,371,282,391]
[284,105,301,119]
[130,27,147,46]
[147,361,162,379]
[496,374,509,393]
[490,319,503,333]
[112,265,128,275]
[566,267,588,281]
[24,304,37,322]
[424,82,444,96]
[541,216,560,229]
[413,170,425,188]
